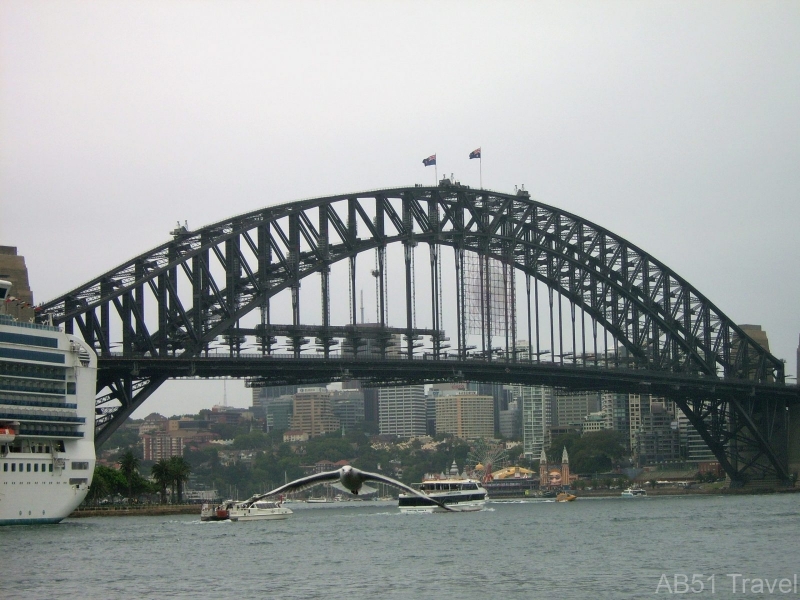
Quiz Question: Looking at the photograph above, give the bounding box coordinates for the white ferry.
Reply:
[398,477,488,513]
[621,486,647,497]
[0,280,97,525]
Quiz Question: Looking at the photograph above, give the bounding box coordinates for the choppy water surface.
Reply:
[2,494,799,599]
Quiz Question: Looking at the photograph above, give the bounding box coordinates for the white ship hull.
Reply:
[0,289,98,525]
[398,477,488,513]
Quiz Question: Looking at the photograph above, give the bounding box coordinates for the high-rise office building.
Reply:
[511,385,552,459]
[378,385,426,438]
[290,387,340,438]
[251,385,299,418]
[434,393,494,439]
[630,395,680,466]
[331,389,365,431]
[601,392,630,442]
[554,390,601,427]
[265,395,294,431]
[499,399,520,439]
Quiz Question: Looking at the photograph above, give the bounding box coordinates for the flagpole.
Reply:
[435,154,438,185]
[480,155,483,189]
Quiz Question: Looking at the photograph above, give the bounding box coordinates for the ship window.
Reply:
[18,463,23,471]
[26,463,31,472]
[11,463,15,472]
[48,464,53,472]
[71,462,89,470]
[3,463,6,471]
[34,464,38,472]
[69,478,88,485]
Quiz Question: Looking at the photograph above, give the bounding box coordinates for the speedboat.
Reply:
[621,487,647,497]
[398,477,487,513]
[556,492,576,502]
[228,500,293,522]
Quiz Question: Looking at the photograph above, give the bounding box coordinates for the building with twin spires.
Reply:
[539,446,573,490]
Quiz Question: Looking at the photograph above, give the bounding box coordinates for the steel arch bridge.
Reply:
[38,181,799,485]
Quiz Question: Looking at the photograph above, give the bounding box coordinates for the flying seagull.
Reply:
[242,465,454,511]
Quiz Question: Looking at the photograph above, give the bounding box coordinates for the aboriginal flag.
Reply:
[469,147,481,159]
[422,154,436,166]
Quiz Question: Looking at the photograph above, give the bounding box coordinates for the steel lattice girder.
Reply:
[36,183,794,477]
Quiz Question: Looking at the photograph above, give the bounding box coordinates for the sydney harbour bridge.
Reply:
[37,181,800,486]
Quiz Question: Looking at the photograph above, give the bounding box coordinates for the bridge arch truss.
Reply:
[39,183,795,484]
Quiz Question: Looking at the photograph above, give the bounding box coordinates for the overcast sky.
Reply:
[2,1,799,418]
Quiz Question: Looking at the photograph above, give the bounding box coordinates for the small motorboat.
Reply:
[200,499,235,521]
[621,487,647,497]
[556,492,576,502]
[228,500,293,522]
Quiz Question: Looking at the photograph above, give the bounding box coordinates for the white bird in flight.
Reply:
[241,465,454,511]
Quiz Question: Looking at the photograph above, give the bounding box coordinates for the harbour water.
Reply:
[3,493,799,599]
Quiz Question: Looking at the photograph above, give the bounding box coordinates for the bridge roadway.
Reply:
[100,353,800,405]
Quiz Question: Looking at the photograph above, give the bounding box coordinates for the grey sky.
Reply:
[2,1,799,416]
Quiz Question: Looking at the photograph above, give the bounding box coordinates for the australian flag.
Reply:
[422,154,436,167]
[469,147,481,159]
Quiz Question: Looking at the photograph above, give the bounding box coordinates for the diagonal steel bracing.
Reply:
[37,182,797,483]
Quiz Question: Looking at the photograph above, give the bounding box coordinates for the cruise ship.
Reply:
[0,279,97,525]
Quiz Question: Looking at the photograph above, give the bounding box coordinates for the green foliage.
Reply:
[87,465,127,501]
[104,426,142,456]
[550,430,628,475]
[232,431,271,450]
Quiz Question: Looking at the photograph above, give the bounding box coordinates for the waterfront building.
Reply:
[290,387,340,438]
[378,385,426,438]
[434,392,494,440]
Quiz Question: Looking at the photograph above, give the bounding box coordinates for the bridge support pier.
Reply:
[788,403,800,486]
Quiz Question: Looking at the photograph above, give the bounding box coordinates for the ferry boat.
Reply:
[398,477,488,513]
[0,280,97,525]
[621,486,647,497]
[228,499,293,522]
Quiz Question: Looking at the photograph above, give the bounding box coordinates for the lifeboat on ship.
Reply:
[0,422,17,443]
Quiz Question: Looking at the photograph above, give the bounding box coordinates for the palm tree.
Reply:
[169,456,192,504]
[151,459,172,504]
[119,450,140,502]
